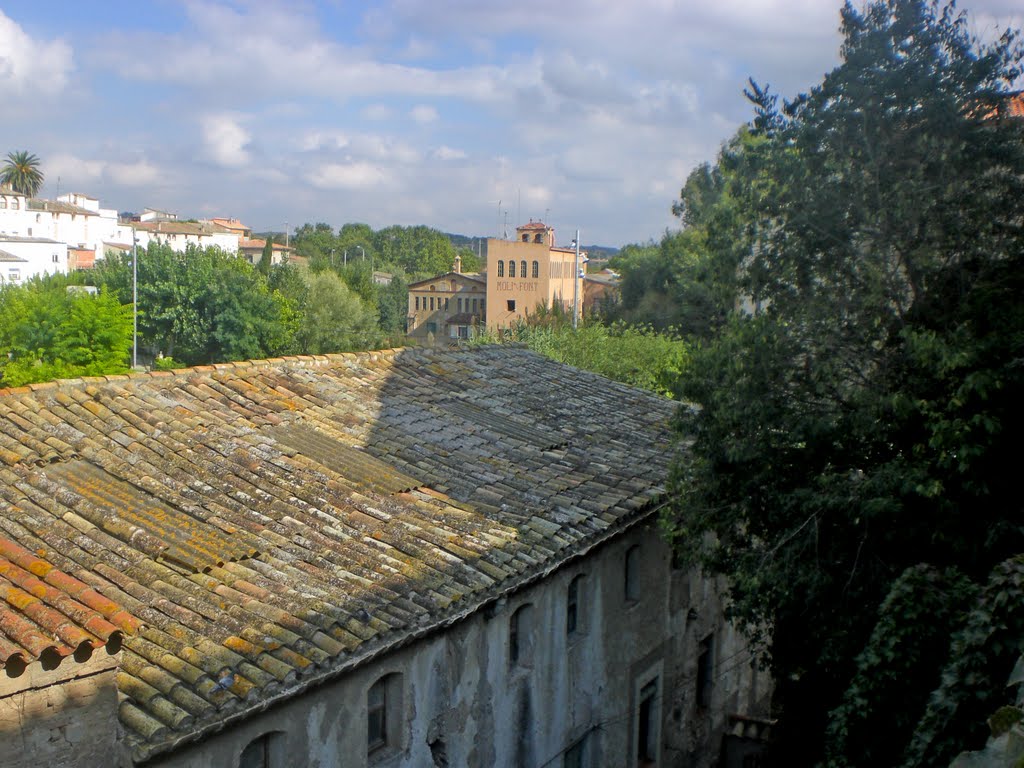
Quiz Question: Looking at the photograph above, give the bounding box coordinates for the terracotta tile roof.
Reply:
[134,221,226,237]
[28,199,97,216]
[517,221,549,230]
[408,271,486,289]
[239,238,294,252]
[0,536,141,677]
[0,346,675,760]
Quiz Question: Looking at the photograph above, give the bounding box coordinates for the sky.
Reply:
[1,1,1021,248]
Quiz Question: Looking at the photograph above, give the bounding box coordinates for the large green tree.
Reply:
[668,1,1024,765]
[0,276,132,385]
[1,150,44,197]
[95,243,293,365]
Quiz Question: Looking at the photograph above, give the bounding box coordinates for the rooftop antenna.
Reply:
[503,209,509,240]
[517,188,521,229]
[545,207,550,224]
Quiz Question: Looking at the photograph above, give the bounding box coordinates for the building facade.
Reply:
[407,257,487,339]
[485,221,584,332]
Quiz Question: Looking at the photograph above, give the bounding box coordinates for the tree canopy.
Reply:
[666,1,1024,765]
[1,150,44,197]
[0,277,132,385]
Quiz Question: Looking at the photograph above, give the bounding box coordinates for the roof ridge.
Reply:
[0,347,414,398]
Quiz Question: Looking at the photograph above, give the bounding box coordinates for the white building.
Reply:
[0,235,68,284]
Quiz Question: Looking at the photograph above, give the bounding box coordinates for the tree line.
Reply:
[0,220,485,386]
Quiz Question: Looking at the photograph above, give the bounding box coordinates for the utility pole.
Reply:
[132,230,138,368]
[572,229,580,330]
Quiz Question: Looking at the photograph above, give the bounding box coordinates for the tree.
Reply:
[292,271,382,354]
[0,276,132,385]
[1,150,44,197]
[667,1,1024,765]
[258,236,273,275]
[94,243,294,365]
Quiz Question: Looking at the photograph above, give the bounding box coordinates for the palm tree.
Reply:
[1,151,44,198]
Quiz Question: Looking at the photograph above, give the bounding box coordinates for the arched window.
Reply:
[239,731,284,768]
[625,545,641,602]
[368,673,403,755]
[521,233,529,242]
[520,260,527,279]
[532,260,539,279]
[509,603,534,668]
[534,233,544,243]
[509,260,517,278]
[497,260,504,278]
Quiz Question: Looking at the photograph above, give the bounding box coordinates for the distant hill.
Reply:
[444,232,619,260]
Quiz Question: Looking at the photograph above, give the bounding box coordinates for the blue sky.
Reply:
[1,1,1021,247]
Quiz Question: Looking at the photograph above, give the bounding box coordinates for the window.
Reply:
[52,253,58,262]
[696,634,714,709]
[426,321,437,334]
[367,673,403,757]
[367,677,387,752]
[532,260,539,278]
[11,199,19,210]
[509,603,534,668]
[637,679,659,767]
[239,732,282,768]
[509,260,517,278]
[567,574,585,636]
[507,300,516,312]
[534,233,544,243]
[429,296,435,310]
[520,260,527,279]
[522,233,529,242]
[625,545,641,602]
[0,200,6,209]
[415,296,420,310]
[481,300,486,314]
[498,260,504,277]
[444,298,449,310]
[458,297,464,312]
[8,269,19,283]
[471,298,478,313]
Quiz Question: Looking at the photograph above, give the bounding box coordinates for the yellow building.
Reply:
[407,256,487,340]
[485,221,584,332]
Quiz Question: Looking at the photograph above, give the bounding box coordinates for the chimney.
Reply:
[453,255,462,274]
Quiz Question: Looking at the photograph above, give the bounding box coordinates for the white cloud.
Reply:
[410,104,439,124]
[298,131,349,152]
[201,114,251,168]
[307,162,388,189]
[107,160,162,187]
[361,103,394,121]
[0,10,72,96]
[434,145,467,160]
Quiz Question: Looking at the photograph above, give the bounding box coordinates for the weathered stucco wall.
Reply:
[147,523,769,768]
[0,650,129,768]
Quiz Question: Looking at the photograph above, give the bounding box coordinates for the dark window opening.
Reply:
[638,680,658,767]
[625,545,641,602]
[532,260,539,278]
[368,677,387,752]
[510,604,534,667]
[498,261,504,277]
[509,260,517,278]
[520,260,527,279]
[697,634,714,709]
[567,574,584,636]
[507,300,516,312]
